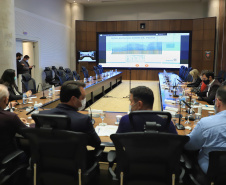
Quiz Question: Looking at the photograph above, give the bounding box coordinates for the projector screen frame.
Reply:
[96,31,192,69]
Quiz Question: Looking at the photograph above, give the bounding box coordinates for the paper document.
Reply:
[95,125,118,136]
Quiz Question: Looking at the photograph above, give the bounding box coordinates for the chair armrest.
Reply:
[2,150,24,165]
[107,150,116,163]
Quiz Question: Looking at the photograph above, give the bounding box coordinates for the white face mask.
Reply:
[78,98,86,111]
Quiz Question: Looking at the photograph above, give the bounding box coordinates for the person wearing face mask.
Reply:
[19,55,33,75]
[0,69,32,101]
[197,71,221,105]
[184,85,226,176]
[116,86,177,134]
[39,81,101,148]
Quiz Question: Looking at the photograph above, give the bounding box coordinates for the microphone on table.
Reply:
[173,82,179,98]
[177,78,183,83]
[182,100,195,121]
[37,83,47,99]
[87,102,95,125]
[175,101,185,130]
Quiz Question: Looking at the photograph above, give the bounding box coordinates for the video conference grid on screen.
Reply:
[97,32,191,69]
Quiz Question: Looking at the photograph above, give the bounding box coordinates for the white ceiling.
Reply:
[66,0,209,7]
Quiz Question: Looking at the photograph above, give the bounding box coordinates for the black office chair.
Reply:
[21,73,36,94]
[52,66,60,82]
[72,71,81,80]
[184,151,226,185]
[97,65,103,74]
[93,66,100,75]
[110,132,189,185]
[23,128,100,185]
[0,150,28,185]
[43,67,59,86]
[32,114,71,130]
[129,110,172,132]
[64,68,74,80]
[81,66,89,78]
[57,70,67,85]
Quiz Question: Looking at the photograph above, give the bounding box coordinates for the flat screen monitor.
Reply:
[97,31,191,69]
[78,51,96,62]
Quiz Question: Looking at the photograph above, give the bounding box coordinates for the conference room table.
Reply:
[14,71,213,145]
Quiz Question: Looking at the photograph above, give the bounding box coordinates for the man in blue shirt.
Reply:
[185,85,226,173]
[116,86,177,134]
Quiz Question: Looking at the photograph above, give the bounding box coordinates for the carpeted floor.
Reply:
[88,80,161,112]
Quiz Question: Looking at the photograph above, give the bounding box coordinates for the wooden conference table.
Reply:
[15,71,211,144]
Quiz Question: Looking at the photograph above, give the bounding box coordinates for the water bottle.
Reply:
[52,85,55,94]
[23,93,27,104]
[33,101,39,114]
[48,88,53,98]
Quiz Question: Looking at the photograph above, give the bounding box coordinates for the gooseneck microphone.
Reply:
[37,83,47,99]
[87,103,95,125]
[175,101,185,130]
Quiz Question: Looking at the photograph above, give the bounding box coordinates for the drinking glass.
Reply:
[100,112,106,124]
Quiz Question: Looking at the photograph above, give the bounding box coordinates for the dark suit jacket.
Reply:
[19,60,30,74]
[7,84,23,101]
[39,104,101,148]
[16,59,24,75]
[187,77,202,87]
[197,80,221,105]
[0,108,26,160]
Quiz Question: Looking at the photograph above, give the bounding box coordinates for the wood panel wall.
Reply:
[76,18,216,80]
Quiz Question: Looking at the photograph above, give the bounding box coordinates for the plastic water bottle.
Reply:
[48,88,53,98]
[23,93,27,104]
[33,101,39,114]
[52,85,55,94]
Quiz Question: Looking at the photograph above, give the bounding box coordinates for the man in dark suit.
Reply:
[39,81,101,148]
[197,71,221,105]
[20,55,33,75]
[116,86,177,134]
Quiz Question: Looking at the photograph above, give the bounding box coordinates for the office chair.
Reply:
[110,132,189,185]
[97,65,103,74]
[57,70,67,85]
[23,128,100,185]
[43,67,59,86]
[21,73,37,94]
[0,150,28,185]
[81,66,89,78]
[32,114,71,130]
[184,151,226,185]
[108,111,173,180]
[51,66,60,82]
[72,71,81,80]
[93,66,100,75]
[64,68,74,80]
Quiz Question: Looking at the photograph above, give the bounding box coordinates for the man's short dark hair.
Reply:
[130,86,154,109]
[216,85,226,105]
[24,55,30,59]
[206,71,214,79]
[60,81,86,103]
[16,52,22,57]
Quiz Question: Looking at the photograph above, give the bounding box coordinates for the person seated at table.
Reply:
[187,69,202,87]
[185,85,226,175]
[191,70,208,94]
[116,86,177,134]
[39,81,101,148]
[0,84,28,161]
[197,71,221,105]
[0,69,32,101]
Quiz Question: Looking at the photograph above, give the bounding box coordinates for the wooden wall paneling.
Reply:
[137,21,149,32]
[77,31,87,41]
[202,50,214,71]
[137,69,147,80]
[118,69,127,80]
[203,30,216,40]
[76,21,87,31]
[180,19,193,31]
[86,21,96,32]
[131,70,137,80]
[191,51,203,71]
[193,19,204,30]
[158,20,170,31]
[87,31,96,42]
[192,40,203,51]
[96,22,107,32]
[169,20,181,31]
[147,70,159,81]
[86,42,96,51]
[203,40,215,51]
[192,30,204,40]
[148,20,159,31]
[204,17,216,30]
[126,21,138,31]
[76,41,86,51]
[116,21,127,32]
[107,21,117,32]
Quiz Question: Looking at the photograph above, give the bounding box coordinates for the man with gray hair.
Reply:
[0,84,27,161]
[185,85,226,174]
